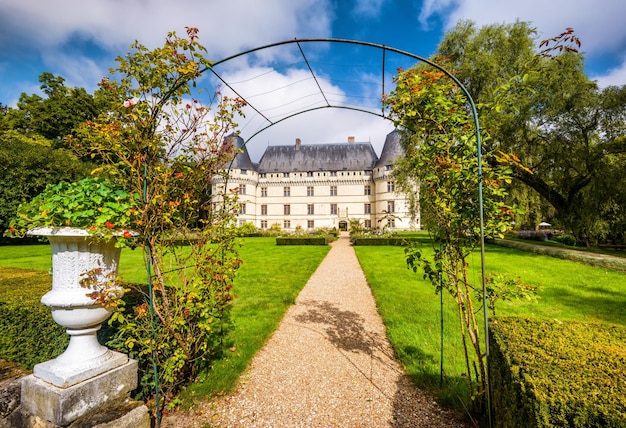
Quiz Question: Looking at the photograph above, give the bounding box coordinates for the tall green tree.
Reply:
[0,131,90,235]
[7,72,102,148]
[437,21,626,244]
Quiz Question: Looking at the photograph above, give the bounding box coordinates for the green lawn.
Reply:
[2,237,625,413]
[0,238,330,403]
[354,242,626,407]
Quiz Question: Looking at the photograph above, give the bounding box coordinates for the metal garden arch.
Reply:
[203,38,491,423]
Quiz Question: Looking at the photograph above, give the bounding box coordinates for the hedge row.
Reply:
[275,236,331,245]
[350,237,424,246]
[0,267,139,370]
[493,239,626,272]
[489,317,626,427]
[0,268,68,369]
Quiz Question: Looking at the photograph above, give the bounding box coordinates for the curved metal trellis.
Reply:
[203,38,491,425]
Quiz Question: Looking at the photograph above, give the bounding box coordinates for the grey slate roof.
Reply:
[257,142,378,173]
[226,135,255,170]
[375,129,403,167]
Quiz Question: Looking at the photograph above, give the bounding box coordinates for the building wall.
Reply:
[215,165,419,231]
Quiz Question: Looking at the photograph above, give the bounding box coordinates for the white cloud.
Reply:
[592,58,626,88]
[0,0,334,94]
[215,65,394,160]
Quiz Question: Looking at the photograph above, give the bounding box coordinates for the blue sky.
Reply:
[1,0,625,160]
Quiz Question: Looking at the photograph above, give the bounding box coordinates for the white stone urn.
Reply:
[27,226,128,388]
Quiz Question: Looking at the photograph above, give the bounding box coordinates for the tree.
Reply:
[7,72,102,148]
[0,131,90,236]
[437,21,626,244]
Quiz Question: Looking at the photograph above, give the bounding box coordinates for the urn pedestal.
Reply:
[19,227,147,427]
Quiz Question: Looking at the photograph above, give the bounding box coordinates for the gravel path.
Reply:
[163,234,469,427]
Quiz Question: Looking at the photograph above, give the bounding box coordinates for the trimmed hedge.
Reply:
[275,236,330,246]
[0,268,68,369]
[0,267,141,370]
[350,237,425,246]
[489,317,626,427]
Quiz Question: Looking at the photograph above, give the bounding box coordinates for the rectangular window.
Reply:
[239,184,246,195]
[283,172,290,178]
[239,219,246,226]
[284,186,290,197]
[387,181,395,192]
[283,220,291,229]
[386,164,392,171]
[307,204,314,215]
[284,204,290,215]
[330,186,337,196]
[307,186,314,197]
[261,220,267,229]
[330,203,337,215]
[307,171,314,177]
[387,201,395,213]
[261,204,267,216]
[364,203,371,214]
[260,173,267,178]
[241,169,247,175]
[261,187,267,197]
[239,203,246,215]
[388,218,396,228]
[330,171,337,176]
[364,219,371,229]
[364,185,371,195]
[307,220,314,229]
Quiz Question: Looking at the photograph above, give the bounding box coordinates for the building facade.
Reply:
[213,130,419,232]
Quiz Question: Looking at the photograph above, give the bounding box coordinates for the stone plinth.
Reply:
[21,358,138,426]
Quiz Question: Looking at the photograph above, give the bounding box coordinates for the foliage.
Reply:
[551,234,577,247]
[479,273,539,317]
[6,177,141,247]
[70,27,246,419]
[436,21,626,245]
[0,268,68,369]
[0,131,90,236]
[383,56,518,414]
[275,236,329,245]
[489,317,626,427]
[5,72,103,148]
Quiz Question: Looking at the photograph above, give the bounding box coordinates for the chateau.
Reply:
[213,130,419,232]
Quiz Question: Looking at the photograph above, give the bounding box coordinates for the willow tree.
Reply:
[437,21,626,244]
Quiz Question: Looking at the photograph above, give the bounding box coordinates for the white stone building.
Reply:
[213,130,419,232]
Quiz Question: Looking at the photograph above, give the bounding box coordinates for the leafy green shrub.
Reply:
[0,301,68,369]
[0,268,67,368]
[6,177,140,247]
[351,237,423,246]
[489,317,626,427]
[552,234,577,246]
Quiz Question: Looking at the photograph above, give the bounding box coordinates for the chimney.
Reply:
[348,136,355,144]
[295,138,301,150]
